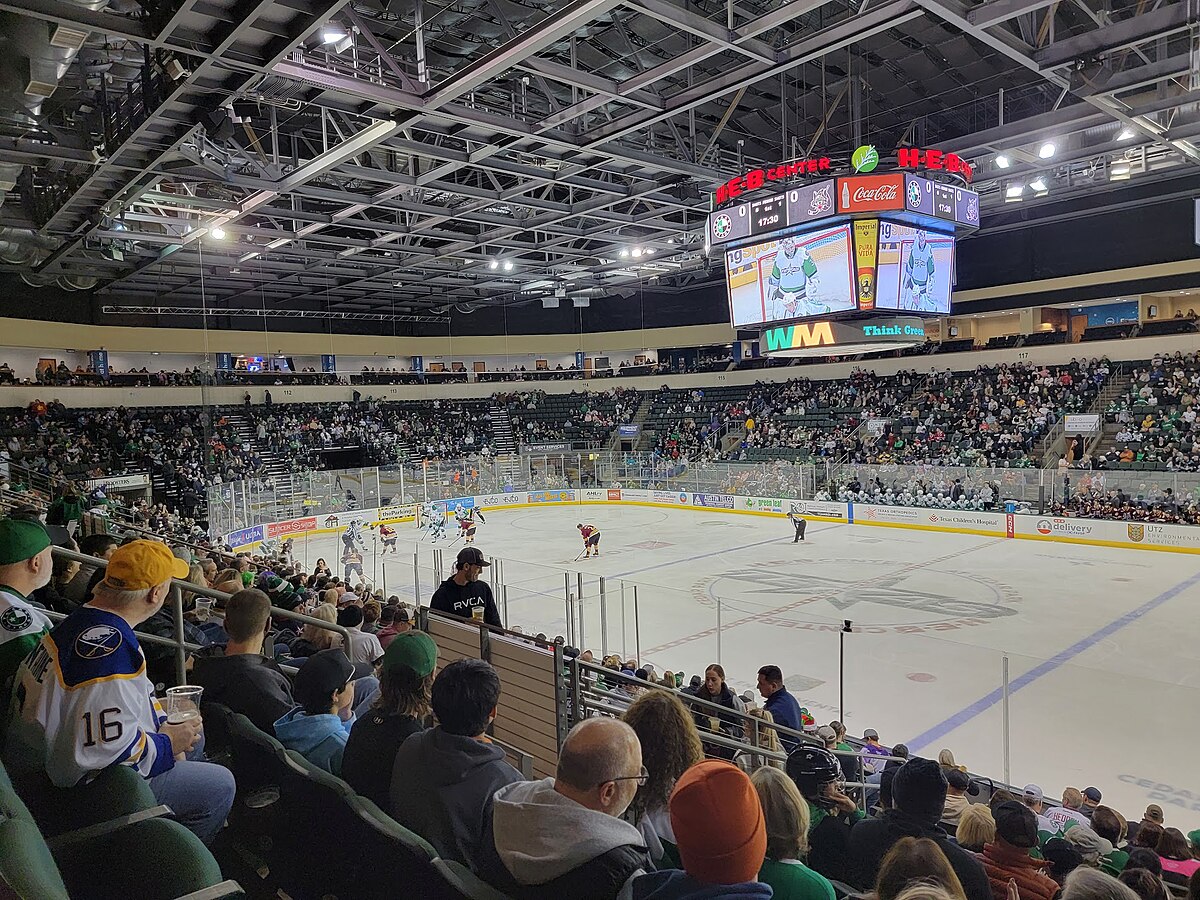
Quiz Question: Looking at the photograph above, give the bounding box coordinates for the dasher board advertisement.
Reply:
[726,223,856,327]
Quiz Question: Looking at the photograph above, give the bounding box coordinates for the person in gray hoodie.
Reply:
[481,717,651,900]
[388,658,522,868]
[273,648,356,776]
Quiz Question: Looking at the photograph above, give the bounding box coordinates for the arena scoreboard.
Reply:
[706,145,980,338]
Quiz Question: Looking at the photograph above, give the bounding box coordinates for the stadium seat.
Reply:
[11,763,158,838]
[434,858,515,900]
[0,816,70,900]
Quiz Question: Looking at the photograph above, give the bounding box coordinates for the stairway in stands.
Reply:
[488,399,523,483]
[222,411,297,489]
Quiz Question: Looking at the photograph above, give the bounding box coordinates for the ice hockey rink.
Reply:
[297,504,1200,830]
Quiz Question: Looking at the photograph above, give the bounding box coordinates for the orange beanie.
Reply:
[669,760,767,885]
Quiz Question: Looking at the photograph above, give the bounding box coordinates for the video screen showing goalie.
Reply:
[874,221,955,314]
[725,222,856,327]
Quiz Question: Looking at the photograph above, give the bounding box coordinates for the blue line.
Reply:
[908,567,1200,753]
[610,522,841,580]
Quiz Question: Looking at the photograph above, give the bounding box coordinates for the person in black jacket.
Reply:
[690,664,742,760]
[429,547,502,628]
[846,757,991,900]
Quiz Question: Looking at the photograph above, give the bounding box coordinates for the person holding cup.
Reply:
[4,540,236,845]
[429,547,503,628]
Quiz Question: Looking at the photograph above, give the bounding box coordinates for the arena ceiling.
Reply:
[0,0,1197,319]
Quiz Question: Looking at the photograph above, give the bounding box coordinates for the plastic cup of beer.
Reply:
[164,685,204,725]
[194,598,213,620]
[471,606,484,623]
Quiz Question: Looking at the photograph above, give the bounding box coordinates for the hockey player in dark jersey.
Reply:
[378,522,398,554]
[577,523,601,558]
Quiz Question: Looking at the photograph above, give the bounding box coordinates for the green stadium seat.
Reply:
[12,763,158,838]
[0,817,70,900]
[434,858,514,900]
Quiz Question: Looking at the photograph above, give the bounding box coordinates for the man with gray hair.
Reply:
[482,717,650,898]
[5,540,236,845]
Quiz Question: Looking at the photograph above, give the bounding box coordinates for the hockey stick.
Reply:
[448,533,463,547]
[475,510,487,524]
[573,547,588,561]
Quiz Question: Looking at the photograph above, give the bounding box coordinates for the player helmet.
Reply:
[780,236,796,254]
[785,745,842,799]
[577,523,583,528]
[916,230,927,249]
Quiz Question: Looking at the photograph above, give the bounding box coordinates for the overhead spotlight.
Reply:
[1038,142,1056,159]
[631,247,642,258]
[321,24,347,43]
[1005,184,1024,201]
[1029,177,1048,193]
[210,226,227,239]
[1118,128,1136,141]
[619,249,629,257]
[667,238,675,244]
[201,107,235,142]
[995,154,1011,169]
[645,248,655,256]
[488,259,498,270]
[502,260,514,272]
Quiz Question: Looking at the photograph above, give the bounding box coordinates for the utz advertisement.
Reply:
[693,493,736,509]
[227,525,264,548]
[530,490,577,503]
[266,517,317,538]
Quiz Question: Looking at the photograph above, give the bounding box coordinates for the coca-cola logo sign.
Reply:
[837,174,905,213]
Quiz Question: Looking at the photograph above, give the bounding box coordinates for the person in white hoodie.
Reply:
[481,717,650,900]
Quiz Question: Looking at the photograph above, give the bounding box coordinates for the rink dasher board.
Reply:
[226,493,1200,555]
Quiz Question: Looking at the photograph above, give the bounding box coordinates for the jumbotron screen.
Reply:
[873,220,955,315]
[725,222,856,328]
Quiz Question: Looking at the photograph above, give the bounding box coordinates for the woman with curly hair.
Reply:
[622,689,704,868]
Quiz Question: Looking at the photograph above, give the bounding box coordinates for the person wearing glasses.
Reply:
[482,718,651,898]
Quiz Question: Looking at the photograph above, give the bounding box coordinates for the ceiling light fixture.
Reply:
[995,154,1011,169]
[321,24,347,43]
[631,247,642,258]
[1029,177,1048,193]
[1005,184,1024,201]
[502,260,514,272]
[210,226,226,239]
[488,260,498,270]
[619,249,629,257]
[1038,142,1056,159]
[1117,128,1135,141]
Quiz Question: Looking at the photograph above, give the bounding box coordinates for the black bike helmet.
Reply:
[785,745,842,799]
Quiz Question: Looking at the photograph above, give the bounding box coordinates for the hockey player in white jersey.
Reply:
[767,237,824,319]
[902,230,937,311]
[4,540,234,844]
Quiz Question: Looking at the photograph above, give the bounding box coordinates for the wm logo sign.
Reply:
[763,321,835,352]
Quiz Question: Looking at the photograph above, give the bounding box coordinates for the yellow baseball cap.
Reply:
[102,540,190,590]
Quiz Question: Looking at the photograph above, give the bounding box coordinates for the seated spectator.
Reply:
[63,532,119,606]
[1044,788,1091,833]
[862,728,890,775]
[757,665,802,749]
[956,804,996,853]
[735,708,785,775]
[1157,828,1200,883]
[1063,825,1114,869]
[1126,806,1164,848]
[622,760,771,899]
[1080,787,1103,820]
[0,519,54,712]
[1118,868,1167,900]
[622,689,704,868]
[942,769,976,825]
[692,663,744,758]
[875,836,966,900]
[5,540,235,845]
[190,588,293,733]
[341,631,434,808]
[289,602,338,657]
[847,758,990,900]
[1062,868,1141,900]
[429,547,502,627]
[1087,807,1129,875]
[1022,784,1056,833]
[979,801,1058,900]
[335,605,383,665]
[752,765,836,900]
[786,745,863,883]
[1133,822,1165,852]
[389,657,521,869]
[483,717,649,899]
[273,648,355,776]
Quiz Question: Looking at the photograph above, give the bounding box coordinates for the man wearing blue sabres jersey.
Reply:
[5,540,235,844]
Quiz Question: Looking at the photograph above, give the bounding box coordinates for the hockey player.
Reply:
[767,237,822,320]
[787,503,807,543]
[457,508,479,545]
[343,545,365,582]
[902,230,936,311]
[342,519,365,554]
[426,504,448,543]
[378,522,398,554]
[577,522,601,558]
